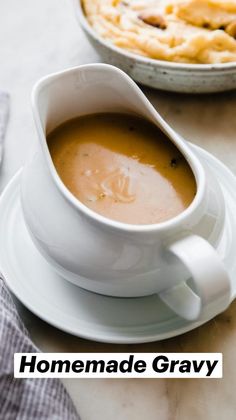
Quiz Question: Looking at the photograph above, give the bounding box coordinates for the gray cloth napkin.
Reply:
[0,95,80,419]
[0,275,80,420]
[0,91,9,165]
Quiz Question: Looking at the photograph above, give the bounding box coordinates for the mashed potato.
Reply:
[82,0,236,64]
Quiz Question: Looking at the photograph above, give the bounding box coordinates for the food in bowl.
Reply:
[82,0,236,64]
[47,113,196,225]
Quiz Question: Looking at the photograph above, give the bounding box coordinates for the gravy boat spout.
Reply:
[20,64,231,321]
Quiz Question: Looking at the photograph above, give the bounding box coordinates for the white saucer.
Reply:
[1,144,236,344]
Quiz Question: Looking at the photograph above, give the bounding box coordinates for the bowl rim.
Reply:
[74,0,236,72]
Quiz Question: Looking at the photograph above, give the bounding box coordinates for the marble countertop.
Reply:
[1,1,236,419]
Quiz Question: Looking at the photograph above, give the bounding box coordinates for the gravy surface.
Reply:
[47,113,196,225]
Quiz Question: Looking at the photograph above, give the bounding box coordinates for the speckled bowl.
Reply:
[74,0,236,94]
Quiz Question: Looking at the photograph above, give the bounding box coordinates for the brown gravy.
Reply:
[47,113,196,225]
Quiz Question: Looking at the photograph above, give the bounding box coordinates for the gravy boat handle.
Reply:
[159,235,232,321]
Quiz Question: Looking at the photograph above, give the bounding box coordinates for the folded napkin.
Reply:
[0,276,80,420]
[0,91,9,165]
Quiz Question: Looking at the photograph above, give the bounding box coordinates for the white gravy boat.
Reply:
[21,64,232,321]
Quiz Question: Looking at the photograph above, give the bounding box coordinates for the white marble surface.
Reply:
[1,1,236,419]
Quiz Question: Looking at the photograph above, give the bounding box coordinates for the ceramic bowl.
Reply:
[74,0,236,94]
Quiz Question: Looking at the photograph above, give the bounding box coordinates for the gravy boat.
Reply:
[21,64,232,321]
